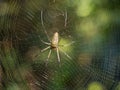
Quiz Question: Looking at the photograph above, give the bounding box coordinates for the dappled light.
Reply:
[0,0,120,90]
[76,0,94,17]
[115,82,120,90]
[87,82,105,90]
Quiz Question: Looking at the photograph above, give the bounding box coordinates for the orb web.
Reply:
[0,0,120,90]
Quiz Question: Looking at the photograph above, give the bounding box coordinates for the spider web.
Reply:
[0,0,120,90]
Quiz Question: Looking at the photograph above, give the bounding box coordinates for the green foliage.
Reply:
[0,0,120,90]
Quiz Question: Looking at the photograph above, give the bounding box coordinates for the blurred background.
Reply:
[0,0,120,90]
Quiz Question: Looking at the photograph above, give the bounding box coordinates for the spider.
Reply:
[40,10,74,64]
[40,32,75,63]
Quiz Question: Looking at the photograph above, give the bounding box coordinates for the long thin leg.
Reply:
[46,50,52,65]
[46,50,52,61]
[41,40,51,45]
[41,10,51,42]
[64,9,67,27]
[60,48,72,60]
[41,46,50,52]
[56,48,60,63]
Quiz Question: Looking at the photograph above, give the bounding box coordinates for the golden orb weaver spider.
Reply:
[40,10,74,64]
[41,32,75,63]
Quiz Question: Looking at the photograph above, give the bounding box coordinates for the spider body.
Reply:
[51,32,59,49]
[41,32,74,63]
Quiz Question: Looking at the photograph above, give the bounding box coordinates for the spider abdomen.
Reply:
[51,32,59,48]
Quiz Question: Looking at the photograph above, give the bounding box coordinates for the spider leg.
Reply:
[46,49,52,65]
[41,46,50,52]
[56,48,60,63]
[41,10,51,42]
[41,40,51,45]
[59,48,72,60]
[64,9,67,27]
